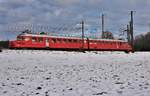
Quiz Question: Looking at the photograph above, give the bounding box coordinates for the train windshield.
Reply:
[17,36,30,41]
[17,36,23,41]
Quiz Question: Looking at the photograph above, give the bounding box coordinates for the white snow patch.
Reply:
[0,50,150,96]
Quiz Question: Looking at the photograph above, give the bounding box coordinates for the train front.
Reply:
[9,35,28,49]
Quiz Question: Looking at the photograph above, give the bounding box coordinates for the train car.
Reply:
[9,32,133,53]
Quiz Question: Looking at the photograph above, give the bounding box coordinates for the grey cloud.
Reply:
[55,0,80,6]
[0,0,150,40]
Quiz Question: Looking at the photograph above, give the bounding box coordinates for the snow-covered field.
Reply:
[0,50,150,96]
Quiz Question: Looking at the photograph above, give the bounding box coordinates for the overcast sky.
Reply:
[0,0,150,40]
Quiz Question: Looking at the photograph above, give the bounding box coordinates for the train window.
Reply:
[73,39,77,43]
[57,39,62,43]
[79,40,82,43]
[51,39,54,43]
[38,37,43,42]
[120,42,122,45]
[32,37,36,42]
[71,39,73,42]
[64,39,67,43]
[54,39,57,43]
[52,38,56,43]
[68,39,72,42]
[17,37,22,41]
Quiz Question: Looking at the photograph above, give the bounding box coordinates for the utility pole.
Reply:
[130,11,134,49]
[81,20,84,50]
[102,14,104,38]
[127,24,130,43]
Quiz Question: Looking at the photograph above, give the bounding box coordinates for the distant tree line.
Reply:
[134,32,150,51]
[0,41,9,49]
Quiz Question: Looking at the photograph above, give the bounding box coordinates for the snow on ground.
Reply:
[0,50,150,96]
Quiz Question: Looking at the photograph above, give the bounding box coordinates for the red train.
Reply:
[9,32,132,53]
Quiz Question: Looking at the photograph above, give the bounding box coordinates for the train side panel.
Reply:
[9,34,132,52]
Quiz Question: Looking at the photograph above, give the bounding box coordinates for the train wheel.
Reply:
[78,48,85,53]
[131,50,135,53]
[125,50,134,54]
[124,50,130,54]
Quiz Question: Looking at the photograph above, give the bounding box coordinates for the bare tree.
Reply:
[102,31,114,39]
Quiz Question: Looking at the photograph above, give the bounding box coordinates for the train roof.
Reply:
[18,33,127,42]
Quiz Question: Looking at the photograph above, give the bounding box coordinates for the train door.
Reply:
[87,38,90,50]
[46,38,49,47]
[116,42,119,49]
